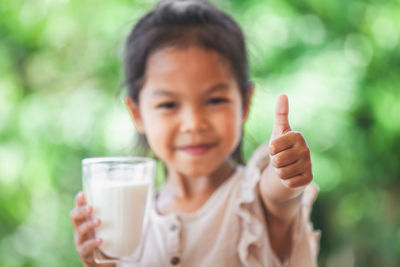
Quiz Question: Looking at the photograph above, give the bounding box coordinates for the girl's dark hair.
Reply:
[124,0,252,164]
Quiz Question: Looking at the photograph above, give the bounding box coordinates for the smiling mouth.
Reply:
[177,143,217,155]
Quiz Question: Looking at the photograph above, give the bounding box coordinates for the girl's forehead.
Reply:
[142,46,238,95]
[145,46,232,77]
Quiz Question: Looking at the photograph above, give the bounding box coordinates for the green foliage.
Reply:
[0,0,399,266]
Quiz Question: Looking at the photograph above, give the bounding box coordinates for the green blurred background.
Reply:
[0,0,399,266]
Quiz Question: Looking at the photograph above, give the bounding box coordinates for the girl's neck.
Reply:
[165,159,236,200]
[156,159,237,215]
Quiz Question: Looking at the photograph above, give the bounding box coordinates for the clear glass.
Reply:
[82,157,155,265]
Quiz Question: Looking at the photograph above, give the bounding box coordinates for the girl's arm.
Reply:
[258,94,313,262]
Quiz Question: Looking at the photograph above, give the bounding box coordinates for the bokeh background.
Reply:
[0,0,399,266]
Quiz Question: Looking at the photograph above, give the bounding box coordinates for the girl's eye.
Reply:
[157,102,177,109]
[207,97,228,105]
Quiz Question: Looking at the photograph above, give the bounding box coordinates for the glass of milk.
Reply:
[82,157,155,264]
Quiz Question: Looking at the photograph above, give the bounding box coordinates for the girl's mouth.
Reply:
[178,143,217,155]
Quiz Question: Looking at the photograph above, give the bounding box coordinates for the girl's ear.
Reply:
[242,83,254,122]
[125,97,145,134]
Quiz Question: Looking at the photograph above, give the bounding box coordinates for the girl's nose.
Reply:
[180,108,208,133]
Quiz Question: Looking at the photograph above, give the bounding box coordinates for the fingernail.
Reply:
[93,219,99,225]
[86,206,92,213]
[96,238,102,244]
[281,179,289,187]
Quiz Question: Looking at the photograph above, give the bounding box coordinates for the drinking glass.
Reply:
[82,157,155,264]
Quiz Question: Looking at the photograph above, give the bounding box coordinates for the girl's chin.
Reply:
[162,152,234,178]
[179,167,215,178]
[170,162,220,178]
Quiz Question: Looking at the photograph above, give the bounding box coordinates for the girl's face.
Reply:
[127,46,251,178]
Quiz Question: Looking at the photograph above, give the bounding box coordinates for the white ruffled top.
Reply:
[119,144,320,267]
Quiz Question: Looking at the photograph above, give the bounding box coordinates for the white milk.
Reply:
[89,180,150,258]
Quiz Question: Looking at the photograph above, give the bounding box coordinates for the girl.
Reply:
[70,0,320,266]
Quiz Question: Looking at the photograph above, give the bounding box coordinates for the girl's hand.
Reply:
[70,191,103,267]
[267,94,313,190]
[259,94,314,262]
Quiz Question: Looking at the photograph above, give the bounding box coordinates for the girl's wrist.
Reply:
[261,164,306,204]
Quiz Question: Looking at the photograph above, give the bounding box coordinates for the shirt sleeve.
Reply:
[285,183,320,267]
[235,143,320,267]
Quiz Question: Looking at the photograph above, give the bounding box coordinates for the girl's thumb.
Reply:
[271,94,291,140]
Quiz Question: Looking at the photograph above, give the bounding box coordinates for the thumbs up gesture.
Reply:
[268,94,313,189]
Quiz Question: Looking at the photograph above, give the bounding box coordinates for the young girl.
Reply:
[70,0,320,266]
